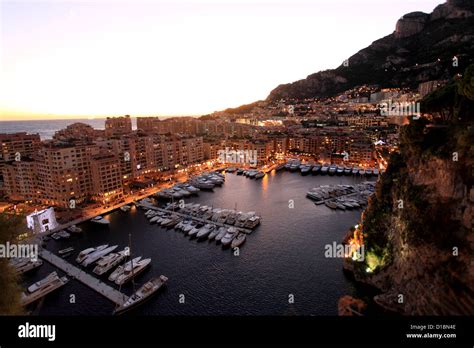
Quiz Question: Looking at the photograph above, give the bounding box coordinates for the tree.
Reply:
[0,213,26,315]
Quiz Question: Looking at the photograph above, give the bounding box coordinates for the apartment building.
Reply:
[105,115,132,137]
[90,153,123,204]
[0,133,41,180]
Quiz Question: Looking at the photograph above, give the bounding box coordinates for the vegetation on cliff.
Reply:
[346,65,473,314]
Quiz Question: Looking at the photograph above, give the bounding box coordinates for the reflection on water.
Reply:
[27,172,375,316]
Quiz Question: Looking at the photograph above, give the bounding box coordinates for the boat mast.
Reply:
[129,232,136,292]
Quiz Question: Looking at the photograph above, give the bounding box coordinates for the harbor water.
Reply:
[25,171,377,315]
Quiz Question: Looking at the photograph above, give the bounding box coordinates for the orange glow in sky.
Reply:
[0,0,441,120]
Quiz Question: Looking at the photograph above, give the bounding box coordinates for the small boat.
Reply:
[254,172,265,179]
[236,169,244,175]
[188,223,203,237]
[244,215,260,229]
[58,247,74,255]
[336,166,344,176]
[209,226,224,240]
[365,169,373,176]
[230,233,246,248]
[76,245,108,264]
[352,168,359,175]
[344,167,352,175]
[373,168,380,176]
[91,216,110,225]
[358,169,366,176]
[275,164,285,171]
[57,230,71,239]
[197,224,214,239]
[12,259,43,275]
[68,225,82,233]
[329,165,337,176]
[221,227,238,247]
[51,233,61,240]
[312,164,322,174]
[215,227,228,243]
[336,203,346,210]
[150,215,161,223]
[114,275,168,315]
[115,258,151,285]
[321,165,329,175]
[120,205,131,212]
[301,165,312,175]
[325,201,337,209]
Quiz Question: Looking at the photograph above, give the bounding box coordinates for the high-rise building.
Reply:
[0,132,41,181]
[105,115,132,137]
[90,153,123,205]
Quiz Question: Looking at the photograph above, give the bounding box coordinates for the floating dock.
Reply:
[137,202,254,235]
[39,249,129,306]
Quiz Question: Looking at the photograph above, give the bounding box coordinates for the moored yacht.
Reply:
[76,245,108,264]
[114,275,168,315]
[82,245,118,267]
[230,233,246,248]
[91,216,110,225]
[221,227,238,247]
[108,256,142,282]
[93,250,128,276]
[312,164,322,174]
[115,258,151,285]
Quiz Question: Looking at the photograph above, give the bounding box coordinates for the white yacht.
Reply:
[82,245,118,267]
[114,275,168,315]
[115,258,151,285]
[197,224,214,239]
[93,250,128,276]
[221,227,238,247]
[27,272,59,293]
[76,245,108,264]
[215,227,228,243]
[231,233,246,248]
[108,256,142,282]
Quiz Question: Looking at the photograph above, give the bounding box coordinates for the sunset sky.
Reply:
[1,0,442,120]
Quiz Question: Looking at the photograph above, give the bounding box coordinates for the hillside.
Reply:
[268,0,474,101]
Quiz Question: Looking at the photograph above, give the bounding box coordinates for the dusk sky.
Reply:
[1,0,442,120]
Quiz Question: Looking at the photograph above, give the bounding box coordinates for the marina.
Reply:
[25,172,376,315]
[39,249,129,306]
[137,202,256,235]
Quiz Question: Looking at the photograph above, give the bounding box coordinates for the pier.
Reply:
[137,202,254,235]
[39,249,129,306]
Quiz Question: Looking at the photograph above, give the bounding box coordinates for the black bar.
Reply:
[0,316,473,346]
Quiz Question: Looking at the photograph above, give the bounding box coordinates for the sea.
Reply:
[23,172,378,316]
[0,117,177,140]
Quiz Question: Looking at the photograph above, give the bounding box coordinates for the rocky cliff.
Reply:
[342,75,474,315]
[268,0,474,100]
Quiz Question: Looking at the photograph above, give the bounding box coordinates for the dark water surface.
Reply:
[25,172,376,316]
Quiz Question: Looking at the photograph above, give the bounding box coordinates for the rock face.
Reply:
[394,12,429,39]
[343,119,474,315]
[267,1,474,101]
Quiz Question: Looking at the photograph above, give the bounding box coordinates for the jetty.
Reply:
[39,249,129,306]
[137,202,254,235]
